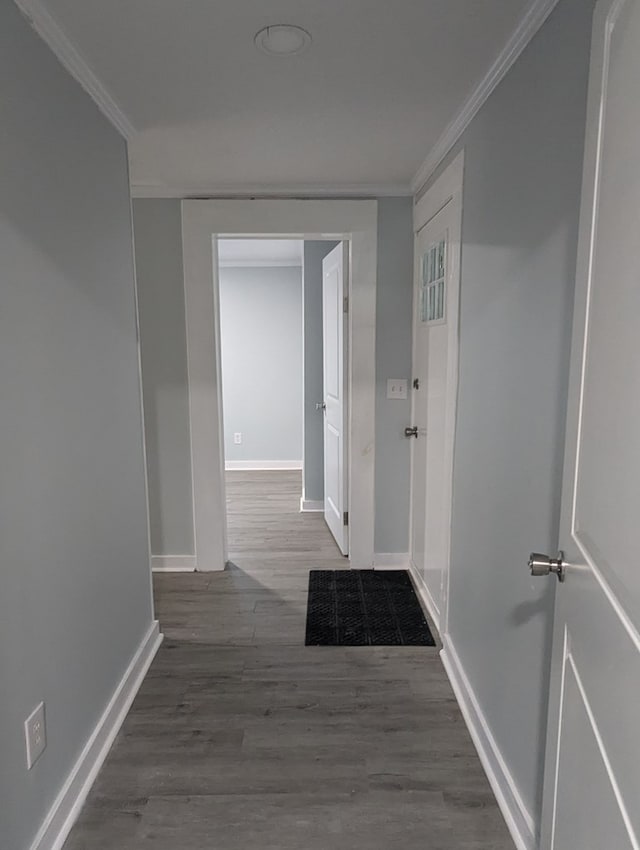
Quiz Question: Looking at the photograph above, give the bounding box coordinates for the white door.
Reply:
[322,242,349,555]
[409,195,461,629]
[539,2,640,846]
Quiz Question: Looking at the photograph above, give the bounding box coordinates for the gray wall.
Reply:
[428,0,594,824]
[0,5,154,850]
[302,241,338,503]
[133,203,413,551]
[133,200,194,556]
[220,266,303,463]
[375,199,414,553]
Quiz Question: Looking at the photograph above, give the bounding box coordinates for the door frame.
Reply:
[409,150,464,635]
[181,199,378,570]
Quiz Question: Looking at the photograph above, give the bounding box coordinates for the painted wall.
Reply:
[134,202,413,552]
[426,0,594,829]
[302,241,338,503]
[374,199,414,554]
[0,5,154,850]
[220,266,303,464]
[133,200,194,556]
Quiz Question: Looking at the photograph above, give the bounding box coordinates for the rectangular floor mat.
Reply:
[305,569,436,646]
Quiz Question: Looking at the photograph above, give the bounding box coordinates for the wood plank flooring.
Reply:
[63,470,514,849]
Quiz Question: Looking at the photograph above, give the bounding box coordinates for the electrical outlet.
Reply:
[25,702,46,769]
[234,432,242,445]
[386,379,408,400]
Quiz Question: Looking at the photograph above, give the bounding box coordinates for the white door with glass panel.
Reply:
[409,199,459,629]
[322,242,349,555]
[537,1,640,846]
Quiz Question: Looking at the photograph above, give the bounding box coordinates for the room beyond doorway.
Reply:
[225,470,345,567]
[217,236,348,561]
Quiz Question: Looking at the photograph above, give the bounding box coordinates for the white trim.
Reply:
[414,151,465,232]
[131,181,411,199]
[151,555,196,572]
[408,560,441,631]
[29,621,162,850]
[440,636,536,850]
[181,200,378,570]
[225,460,302,471]
[218,258,302,268]
[300,498,324,512]
[14,0,135,139]
[411,0,561,193]
[372,553,410,569]
[126,158,156,631]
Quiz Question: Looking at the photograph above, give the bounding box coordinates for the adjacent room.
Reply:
[218,237,345,566]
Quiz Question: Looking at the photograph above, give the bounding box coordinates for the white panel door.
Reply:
[409,198,460,629]
[322,242,349,555]
[539,2,640,846]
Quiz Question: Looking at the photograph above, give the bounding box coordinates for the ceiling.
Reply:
[34,0,537,194]
[218,239,303,267]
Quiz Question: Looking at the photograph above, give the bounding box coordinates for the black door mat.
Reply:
[305,570,436,646]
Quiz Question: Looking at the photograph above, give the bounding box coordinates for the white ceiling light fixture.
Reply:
[254,24,311,57]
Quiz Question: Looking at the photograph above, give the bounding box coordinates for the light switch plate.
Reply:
[25,702,46,769]
[386,379,408,400]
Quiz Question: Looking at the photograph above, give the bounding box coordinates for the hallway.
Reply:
[63,472,513,849]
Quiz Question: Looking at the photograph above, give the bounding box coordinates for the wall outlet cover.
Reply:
[25,701,46,769]
[386,379,408,400]
[233,432,242,444]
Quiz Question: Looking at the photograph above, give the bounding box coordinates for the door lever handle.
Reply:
[316,402,326,412]
[404,426,418,438]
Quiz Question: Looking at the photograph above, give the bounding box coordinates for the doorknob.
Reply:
[529,551,565,582]
[404,426,418,438]
[316,402,326,411]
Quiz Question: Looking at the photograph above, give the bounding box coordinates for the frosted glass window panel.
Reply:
[420,240,447,323]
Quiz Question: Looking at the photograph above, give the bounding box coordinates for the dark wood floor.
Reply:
[63,470,513,849]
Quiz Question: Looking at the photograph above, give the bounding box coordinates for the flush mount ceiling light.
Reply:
[254,24,311,56]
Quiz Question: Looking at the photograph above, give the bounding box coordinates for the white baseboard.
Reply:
[300,498,324,512]
[225,460,302,471]
[407,560,441,633]
[151,555,196,572]
[440,636,536,850]
[372,553,409,569]
[30,621,163,850]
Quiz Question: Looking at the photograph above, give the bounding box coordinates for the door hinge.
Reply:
[343,511,349,526]
[343,296,349,314]
[412,378,420,390]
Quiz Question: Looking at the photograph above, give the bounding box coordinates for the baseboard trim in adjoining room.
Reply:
[440,636,536,850]
[372,552,409,570]
[151,555,197,572]
[300,497,324,512]
[225,460,302,471]
[29,620,163,850]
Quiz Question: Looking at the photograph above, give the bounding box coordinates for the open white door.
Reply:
[322,242,349,555]
[539,1,640,846]
[409,176,461,631]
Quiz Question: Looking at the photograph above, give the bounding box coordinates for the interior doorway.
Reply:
[216,235,350,564]
[181,199,378,571]
[408,152,463,634]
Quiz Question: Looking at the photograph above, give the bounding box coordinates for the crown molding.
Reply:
[14,0,135,139]
[411,0,561,194]
[130,181,413,199]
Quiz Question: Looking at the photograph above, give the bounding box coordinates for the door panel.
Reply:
[322,243,348,555]
[541,1,640,845]
[409,198,460,629]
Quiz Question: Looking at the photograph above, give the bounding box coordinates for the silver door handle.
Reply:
[529,551,565,582]
[316,402,326,411]
[404,426,418,438]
